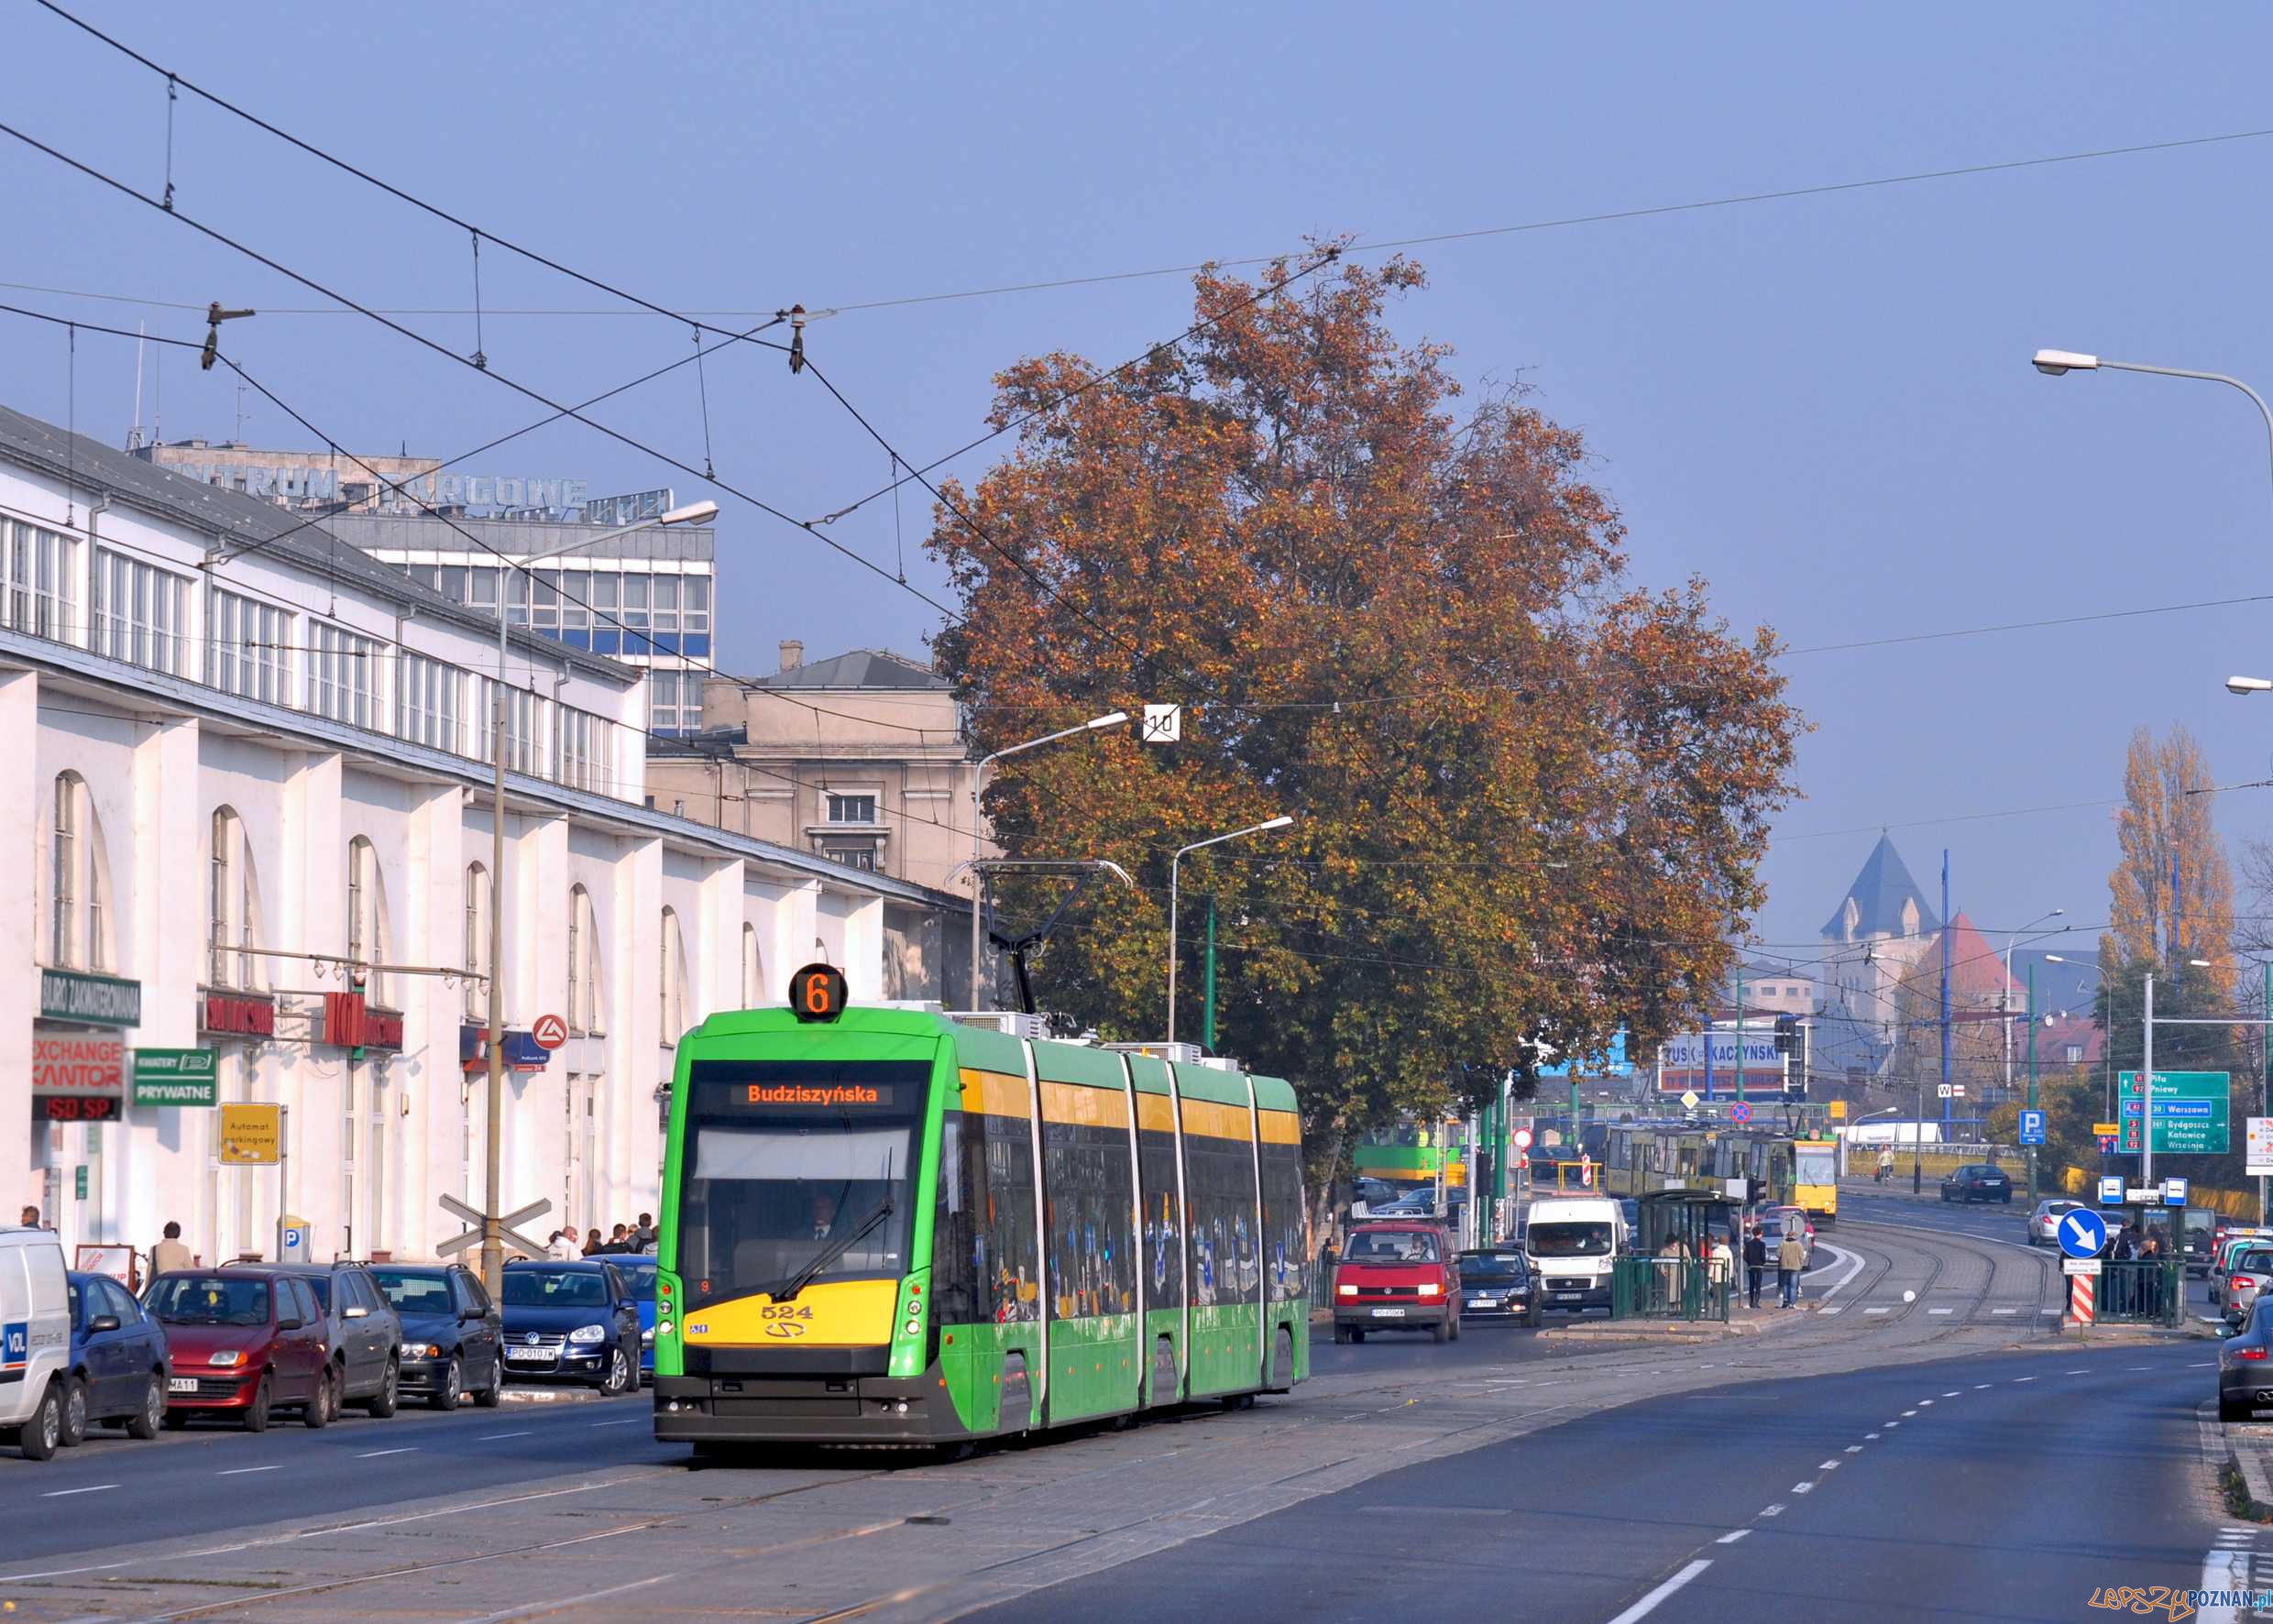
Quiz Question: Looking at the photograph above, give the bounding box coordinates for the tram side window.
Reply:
[1185,1132,1259,1308]
[1257,1139,1306,1304]
[1138,1126,1183,1311]
[980,1110,1041,1324]
[1042,1115,1136,1321]
[929,1110,980,1325]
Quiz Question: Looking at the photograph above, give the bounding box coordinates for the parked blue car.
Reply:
[615,1256,658,1379]
[63,1270,169,1445]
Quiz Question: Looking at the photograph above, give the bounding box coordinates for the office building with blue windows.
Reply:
[319,507,716,735]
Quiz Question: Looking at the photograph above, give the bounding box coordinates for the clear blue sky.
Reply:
[6,3,2273,960]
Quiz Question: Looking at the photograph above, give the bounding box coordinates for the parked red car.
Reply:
[147,1269,336,1431]
[1332,1221,1462,1344]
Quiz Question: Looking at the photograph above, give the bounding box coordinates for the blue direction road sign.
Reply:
[2058,1207,2109,1259]
[1729,1102,1752,1125]
[2018,1109,2046,1145]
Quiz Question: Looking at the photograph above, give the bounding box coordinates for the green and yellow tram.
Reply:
[652,970,1310,1449]
[1602,1122,1798,1208]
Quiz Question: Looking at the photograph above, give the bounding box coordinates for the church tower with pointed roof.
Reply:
[1818,834,1940,1048]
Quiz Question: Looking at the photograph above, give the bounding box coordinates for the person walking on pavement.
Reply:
[1743,1225,1768,1310]
[1777,1227,1806,1308]
[150,1220,192,1280]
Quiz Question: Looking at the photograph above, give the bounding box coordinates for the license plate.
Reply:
[506,1347,553,1361]
[168,1377,199,1393]
[1468,1299,1493,1308]
[1553,1292,1585,1302]
[1369,1307,1406,1318]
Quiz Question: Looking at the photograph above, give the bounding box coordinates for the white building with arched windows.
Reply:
[0,403,968,1268]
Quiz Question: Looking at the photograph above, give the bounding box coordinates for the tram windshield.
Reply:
[1795,1146,1837,1186]
[673,1060,929,1309]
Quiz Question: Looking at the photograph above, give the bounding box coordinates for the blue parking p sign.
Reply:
[2019,1109,2046,1145]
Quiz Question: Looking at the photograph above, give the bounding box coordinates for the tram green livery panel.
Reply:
[652,965,1309,1448]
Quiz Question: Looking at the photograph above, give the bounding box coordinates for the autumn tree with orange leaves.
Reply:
[928,253,1801,1181]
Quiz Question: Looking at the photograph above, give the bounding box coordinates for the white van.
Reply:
[0,1226,71,1458]
[1524,1195,1627,1313]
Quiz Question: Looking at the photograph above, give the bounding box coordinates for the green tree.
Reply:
[928,254,1801,1187]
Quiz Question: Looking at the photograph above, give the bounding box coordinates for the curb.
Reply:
[496,1383,620,1406]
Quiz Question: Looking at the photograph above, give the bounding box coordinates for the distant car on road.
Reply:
[60,1270,168,1445]
[2225,1246,2273,1323]
[2221,1297,2273,1421]
[1940,1164,2013,1204]
[369,1262,505,1410]
[500,1260,642,1392]
[2025,1199,2084,1247]
[148,1269,335,1431]
[1333,1222,1462,1344]
[1455,1248,1537,1327]
[1762,1205,1816,1260]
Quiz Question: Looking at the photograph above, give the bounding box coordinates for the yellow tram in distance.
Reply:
[1601,1124,1834,1222]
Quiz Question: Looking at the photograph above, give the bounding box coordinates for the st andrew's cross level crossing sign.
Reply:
[2116,1070,2231,1156]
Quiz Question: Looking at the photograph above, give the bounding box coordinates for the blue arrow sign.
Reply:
[2058,1207,2109,1259]
[2018,1109,2046,1145]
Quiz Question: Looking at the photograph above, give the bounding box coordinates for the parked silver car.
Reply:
[2025,1199,2084,1247]
[2225,1245,2273,1323]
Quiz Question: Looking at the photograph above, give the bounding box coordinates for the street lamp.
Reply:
[966,711,1128,1009]
[2030,349,2273,508]
[478,498,715,1295]
[1167,816,1295,1046]
[2003,909,2065,1106]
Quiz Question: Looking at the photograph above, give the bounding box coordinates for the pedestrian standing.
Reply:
[633,1213,657,1252]
[1777,1228,1806,1308]
[1743,1225,1768,1310]
[545,1228,579,1262]
[18,1203,41,1229]
[150,1220,192,1280]
[583,1227,604,1256]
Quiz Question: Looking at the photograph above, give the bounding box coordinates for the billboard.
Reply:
[1654,1029,1786,1095]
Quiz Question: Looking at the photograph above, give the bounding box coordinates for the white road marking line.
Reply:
[1759,1504,1784,1517]
[1974,1384,1993,1390]
[2069,1368,2090,1375]
[1816,1242,1869,1302]
[1918,1399,1935,1407]
[1793,1481,1816,1494]
[357,1447,418,1458]
[2196,1362,2219,1368]
[217,1465,285,1476]
[2202,1544,2247,1624]
[1864,1307,1892,1315]
[1885,1421,1901,1428]
[1993,1307,2017,1314]
[1903,1410,1917,1417]
[1817,1306,1844,1315]
[588,1417,642,1428]
[2013,1376,2034,1382]
[2130,1365,2155,1370]
[1845,1444,1864,1453]
[1717,1529,1752,1544]
[477,1430,533,1440]
[1866,1432,1882,1439]
[2041,1308,2061,1314]
[1927,1307,1954,1315]
[1819,1461,1841,1471]
[1943,1390,1962,1398]
[42,1484,115,1497]
[1604,1558,1713,1624]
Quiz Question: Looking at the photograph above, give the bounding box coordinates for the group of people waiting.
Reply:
[541,1214,655,1261]
[1652,1221,1809,1310]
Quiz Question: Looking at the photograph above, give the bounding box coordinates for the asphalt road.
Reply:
[974,1341,2233,1624]
[0,1390,677,1564]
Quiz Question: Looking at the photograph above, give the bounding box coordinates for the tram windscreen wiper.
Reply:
[774,1199,894,1303]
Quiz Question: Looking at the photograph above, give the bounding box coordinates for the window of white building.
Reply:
[398,652,467,754]
[4,520,75,642]
[346,836,389,1005]
[567,884,606,1035]
[91,548,191,675]
[206,587,292,705]
[648,671,689,734]
[48,773,110,971]
[464,862,490,1022]
[659,905,685,1044]
[308,622,380,729]
[557,706,616,795]
[741,921,761,1008]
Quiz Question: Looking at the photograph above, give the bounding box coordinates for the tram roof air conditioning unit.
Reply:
[948,1011,1050,1042]
[1097,1039,1203,1066]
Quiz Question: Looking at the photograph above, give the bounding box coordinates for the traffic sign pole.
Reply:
[2026,960,2037,1212]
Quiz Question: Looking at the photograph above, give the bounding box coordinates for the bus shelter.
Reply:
[1614,1189,1735,1322]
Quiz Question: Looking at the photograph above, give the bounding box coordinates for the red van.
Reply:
[1332,1221,1462,1344]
